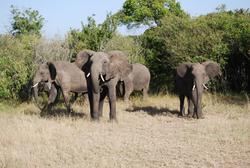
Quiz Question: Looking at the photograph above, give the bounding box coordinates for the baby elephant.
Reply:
[121,63,151,101]
[175,61,221,119]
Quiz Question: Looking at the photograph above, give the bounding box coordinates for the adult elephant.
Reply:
[32,61,88,114]
[75,50,132,121]
[175,61,221,119]
[120,63,150,101]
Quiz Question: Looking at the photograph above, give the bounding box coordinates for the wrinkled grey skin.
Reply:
[32,61,87,114]
[175,61,221,119]
[121,63,150,101]
[75,50,132,121]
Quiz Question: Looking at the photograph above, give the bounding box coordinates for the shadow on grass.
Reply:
[38,108,86,119]
[126,106,179,117]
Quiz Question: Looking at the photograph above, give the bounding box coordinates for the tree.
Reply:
[10,5,44,36]
[67,13,117,59]
[117,0,185,28]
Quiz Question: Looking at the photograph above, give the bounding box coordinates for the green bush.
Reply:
[0,35,38,101]
[103,34,145,64]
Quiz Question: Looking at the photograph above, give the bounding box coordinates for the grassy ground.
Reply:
[0,94,249,168]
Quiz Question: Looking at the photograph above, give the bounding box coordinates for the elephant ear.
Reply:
[108,51,132,80]
[47,62,57,80]
[202,61,221,79]
[75,50,95,69]
[176,63,192,78]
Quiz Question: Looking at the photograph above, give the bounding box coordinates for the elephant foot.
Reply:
[91,112,99,121]
[91,118,99,122]
[178,113,185,118]
[192,113,205,119]
[197,114,205,119]
[187,113,193,118]
[180,107,185,116]
[40,111,47,117]
[109,118,118,123]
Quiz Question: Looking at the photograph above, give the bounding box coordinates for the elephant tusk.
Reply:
[203,84,208,90]
[32,82,39,88]
[192,84,196,91]
[86,72,90,77]
[100,74,105,82]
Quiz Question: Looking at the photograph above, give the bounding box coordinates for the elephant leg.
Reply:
[124,80,133,102]
[124,87,132,102]
[142,87,149,100]
[70,93,78,104]
[87,91,94,119]
[196,98,204,119]
[191,91,198,119]
[62,90,71,115]
[108,84,117,121]
[99,87,108,117]
[47,84,58,113]
[187,96,194,118]
[179,95,185,117]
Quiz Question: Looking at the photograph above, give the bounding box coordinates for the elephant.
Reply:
[32,61,88,114]
[175,61,221,119]
[75,50,132,121]
[119,63,151,101]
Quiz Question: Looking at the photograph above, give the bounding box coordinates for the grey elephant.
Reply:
[75,50,132,121]
[175,61,221,119]
[32,61,88,114]
[120,63,150,101]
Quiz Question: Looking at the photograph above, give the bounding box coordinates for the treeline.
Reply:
[0,1,249,102]
[142,9,250,93]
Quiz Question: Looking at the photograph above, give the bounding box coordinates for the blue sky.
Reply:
[0,0,249,38]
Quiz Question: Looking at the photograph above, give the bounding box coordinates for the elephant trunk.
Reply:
[91,64,100,94]
[194,78,204,119]
[89,63,101,120]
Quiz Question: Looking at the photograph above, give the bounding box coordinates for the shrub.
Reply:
[35,36,70,62]
[0,35,38,101]
[103,34,145,64]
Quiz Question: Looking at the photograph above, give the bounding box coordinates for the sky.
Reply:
[0,0,249,38]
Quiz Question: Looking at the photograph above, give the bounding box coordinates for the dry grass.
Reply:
[0,94,249,168]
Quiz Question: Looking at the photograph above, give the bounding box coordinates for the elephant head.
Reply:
[32,63,54,108]
[74,50,95,71]
[75,50,132,94]
[177,61,221,90]
[32,62,57,106]
[176,61,221,118]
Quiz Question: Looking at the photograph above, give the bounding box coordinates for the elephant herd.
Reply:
[32,50,221,120]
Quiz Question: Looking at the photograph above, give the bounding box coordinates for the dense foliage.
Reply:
[0,35,38,100]
[0,4,249,102]
[141,10,250,93]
